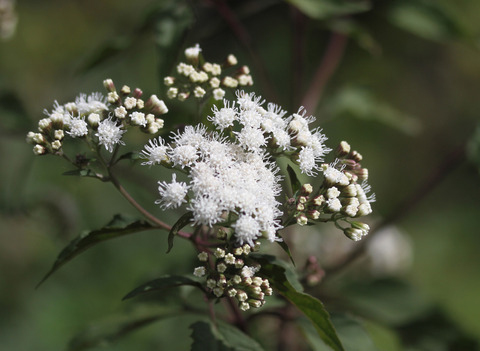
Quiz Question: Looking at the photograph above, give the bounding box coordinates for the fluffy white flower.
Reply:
[140,137,169,165]
[155,174,189,209]
[75,92,108,115]
[209,101,238,130]
[66,117,88,137]
[95,118,126,152]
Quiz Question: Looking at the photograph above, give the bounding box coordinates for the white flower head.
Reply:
[140,137,169,166]
[66,116,88,137]
[75,92,108,115]
[155,174,189,209]
[209,100,238,130]
[95,117,126,152]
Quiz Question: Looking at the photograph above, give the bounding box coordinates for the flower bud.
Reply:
[301,183,313,195]
[146,95,168,115]
[103,78,116,92]
[335,140,351,157]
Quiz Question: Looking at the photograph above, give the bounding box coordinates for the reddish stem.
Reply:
[301,32,347,113]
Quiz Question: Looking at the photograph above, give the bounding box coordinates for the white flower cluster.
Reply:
[164,44,253,102]
[142,91,332,245]
[27,79,168,156]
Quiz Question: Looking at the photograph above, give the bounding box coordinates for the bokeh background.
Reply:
[1,0,480,350]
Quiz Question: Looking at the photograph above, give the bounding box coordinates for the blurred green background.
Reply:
[1,0,480,350]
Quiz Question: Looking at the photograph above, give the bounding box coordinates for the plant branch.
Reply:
[301,31,347,113]
[107,170,192,239]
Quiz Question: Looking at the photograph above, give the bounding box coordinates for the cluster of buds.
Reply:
[193,239,272,311]
[164,44,253,102]
[103,79,167,134]
[292,141,375,241]
[26,79,168,156]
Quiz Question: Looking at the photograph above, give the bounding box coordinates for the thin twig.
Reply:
[107,170,192,239]
[301,32,347,113]
[325,143,467,277]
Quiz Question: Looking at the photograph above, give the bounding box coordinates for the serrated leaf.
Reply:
[122,275,203,301]
[166,212,193,253]
[190,320,265,351]
[286,0,370,20]
[286,164,302,195]
[37,214,155,287]
[253,254,344,351]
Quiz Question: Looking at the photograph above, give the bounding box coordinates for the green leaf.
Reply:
[286,164,302,195]
[122,275,203,301]
[276,234,296,267]
[190,320,265,351]
[166,212,193,253]
[388,1,466,42]
[298,314,378,351]
[62,169,99,179]
[37,214,155,287]
[115,151,141,163]
[286,0,371,20]
[253,254,344,351]
[325,86,421,135]
[328,19,381,56]
[67,306,177,351]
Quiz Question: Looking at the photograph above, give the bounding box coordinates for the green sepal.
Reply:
[37,214,155,287]
[122,275,204,301]
[286,164,302,196]
[166,212,193,253]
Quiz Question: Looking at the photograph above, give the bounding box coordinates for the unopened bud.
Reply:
[103,78,116,92]
[120,85,131,95]
[146,95,168,115]
[349,150,363,162]
[336,141,351,157]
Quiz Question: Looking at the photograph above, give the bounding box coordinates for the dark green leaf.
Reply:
[275,234,296,267]
[190,320,265,351]
[298,314,378,351]
[115,151,141,163]
[122,275,203,301]
[166,212,193,253]
[388,1,466,42]
[63,169,99,179]
[286,164,302,195]
[37,214,155,287]
[286,0,371,20]
[253,254,344,351]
